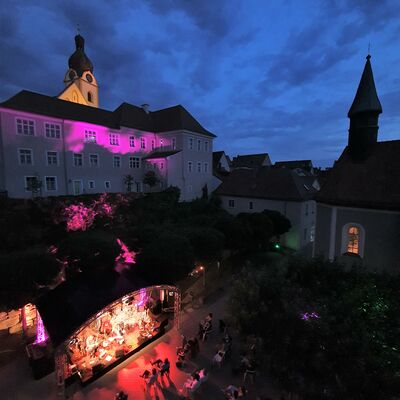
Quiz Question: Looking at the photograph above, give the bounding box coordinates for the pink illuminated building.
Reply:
[0,34,220,200]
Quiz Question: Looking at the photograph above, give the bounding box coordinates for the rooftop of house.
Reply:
[231,153,271,168]
[274,160,313,170]
[215,166,318,202]
[0,90,216,138]
[316,140,400,211]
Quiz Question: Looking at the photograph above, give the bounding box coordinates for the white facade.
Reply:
[219,195,316,254]
[0,108,215,201]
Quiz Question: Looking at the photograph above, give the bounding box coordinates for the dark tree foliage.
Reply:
[229,256,400,400]
[262,209,292,236]
[143,170,159,188]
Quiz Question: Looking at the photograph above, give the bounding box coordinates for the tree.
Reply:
[123,174,134,193]
[26,173,42,198]
[143,171,159,191]
[262,209,291,236]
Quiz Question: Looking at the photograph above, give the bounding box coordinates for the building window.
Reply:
[197,162,202,172]
[310,226,315,242]
[347,226,360,254]
[84,130,97,143]
[151,140,155,150]
[18,149,33,165]
[197,139,201,151]
[45,123,60,139]
[87,92,93,103]
[17,118,35,136]
[172,138,176,150]
[188,161,193,172]
[88,154,98,167]
[189,137,194,150]
[109,133,120,146]
[25,176,39,192]
[160,162,164,170]
[228,199,235,208]
[160,139,164,147]
[204,141,209,152]
[47,151,58,166]
[73,153,83,167]
[105,181,111,190]
[141,138,146,149]
[113,155,121,168]
[305,203,309,216]
[204,162,209,173]
[88,180,95,189]
[45,176,57,191]
[129,156,140,169]
[187,185,193,193]
[129,136,135,147]
[249,201,253,210]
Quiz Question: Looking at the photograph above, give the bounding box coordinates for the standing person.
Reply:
[160,358,170,377]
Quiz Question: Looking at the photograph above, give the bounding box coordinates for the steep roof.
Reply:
[215,167,318,202]
[0,91,216,137]
[316,140,400,211]
[275,160,313,170]
[231,153,271,168]
[348,55,382,117]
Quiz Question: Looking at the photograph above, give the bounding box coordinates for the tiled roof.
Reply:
[143,150,181,159]
[1,90,216,138]
[231,153,271,168]
[316,140,400,210]
[215,167,318,201]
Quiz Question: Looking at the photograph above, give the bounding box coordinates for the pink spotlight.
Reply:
[35,310,48,344]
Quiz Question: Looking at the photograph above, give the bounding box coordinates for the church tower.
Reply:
[59,34,99,108]
[347,55,382,161]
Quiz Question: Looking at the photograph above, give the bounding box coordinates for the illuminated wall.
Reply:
[0,107,214,199]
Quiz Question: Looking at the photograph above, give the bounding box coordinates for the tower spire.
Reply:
[347,55,382,161]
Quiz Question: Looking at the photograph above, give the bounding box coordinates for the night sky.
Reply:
[0,1,399,167]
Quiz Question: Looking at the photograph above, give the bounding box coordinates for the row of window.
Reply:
[16,119,178,150]
[187,161,209,173]
[188,137,210,152]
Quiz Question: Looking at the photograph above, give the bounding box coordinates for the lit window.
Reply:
[45,176,57,191]
[197,162,202,172]
[73,153,83,167]
[47,151,58,166]
[129,156,140,169]
[204,162,209,173]
[249,201,253,210]
[85,130,97,143]
[151,140,155,150]
[204,141,209,152]
[89,154,99,167]
[17,118,35,136]
[189,138,194,150]
[44,123,60,139]
[129,136,135,147]
[160,162,164,170]
[172,138,176,150]
[347,226,359,254]
[160,139,164,147]
[188,161,193,172]
[88,180,95,189]
[105,181,111,190]
[141,138,146,149]
[197,139,201,151]
[109,133,120,146]
[19,149,33,165]
[113,155,121,168]
[228,199,235,208]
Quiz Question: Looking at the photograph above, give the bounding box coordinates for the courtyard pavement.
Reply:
[0,280,280,399]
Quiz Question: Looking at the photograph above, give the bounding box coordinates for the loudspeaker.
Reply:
[115,349,125,358]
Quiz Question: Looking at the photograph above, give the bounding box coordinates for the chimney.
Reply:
[141,104,150,114]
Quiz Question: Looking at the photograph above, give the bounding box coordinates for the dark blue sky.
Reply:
[1,0,399,166]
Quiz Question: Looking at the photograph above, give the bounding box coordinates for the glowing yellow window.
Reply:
[347,226,359,254]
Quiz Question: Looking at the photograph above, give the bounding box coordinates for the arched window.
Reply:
[87,92,93,103]
[341,223,365,258]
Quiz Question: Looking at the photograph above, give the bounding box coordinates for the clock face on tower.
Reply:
[85,73,93,83]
